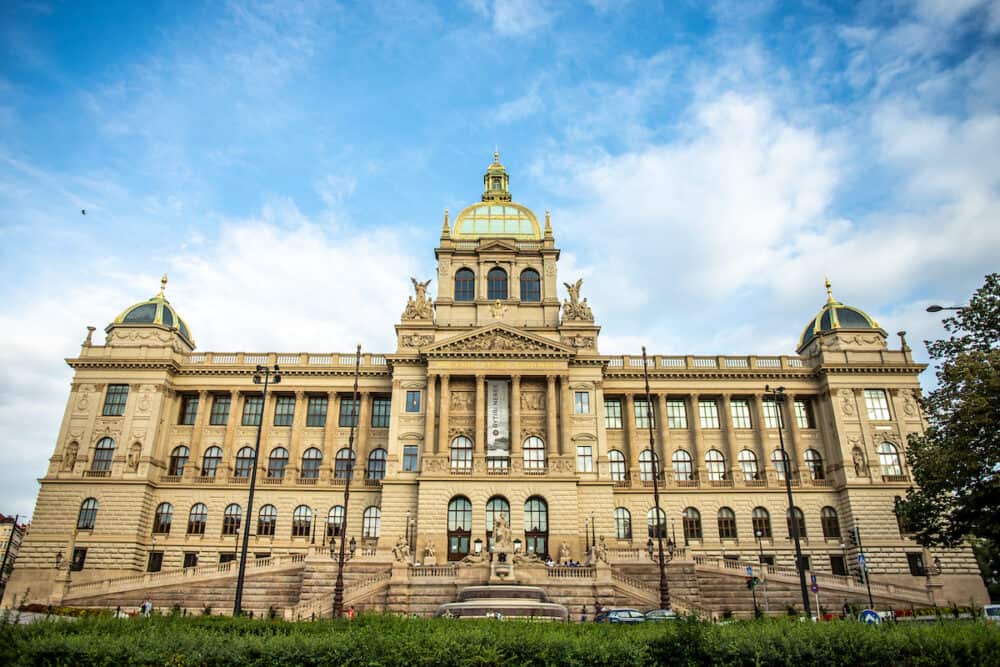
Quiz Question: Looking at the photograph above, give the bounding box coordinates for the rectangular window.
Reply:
[102,384,129,416]
[371,397,391,428]
[907,552,927,577]
[666,399,688,429]
[339,397,359,427]
[306,396,328,427]
[70,547,88,572]
[800,555,812,571]
[574,391,590,414]
[209,395,230,426]
[183,552,199,569]
[864,389,891,421]
[179,394,199,425]
[405,390,421,413]
[730,399,752,429]
[604,398,622,429]
[241,396,263,426]
[762,397,784,429]
[273,395,295,426]
[794,398,815,429]
[830,555,848,576]
[576,445,593,472]
[219,553,237,564]
[634,398,655,429]
[402,445,419,472]
[698,399,720,429]
[146,551,163,573]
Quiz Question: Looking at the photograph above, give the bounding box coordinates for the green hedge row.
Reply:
[2,613,998,666]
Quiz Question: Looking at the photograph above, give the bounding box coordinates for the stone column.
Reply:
[656,394,669,463]
[624,394,637,470]
[423,375,436,455]
[546,375,558,458]
[356,391,371,471]
[688,394,703,480]
[189,390,210,466]
[475,374,486,454]
[853,388,875,480]
[324,391,338,466]
[719,393,738,481]
[751,393,768,480]
[783,392,801,480]
[510,374,521,462]
[221,390,240,475]
[594,381,609,461]
[560,375,572,457]
[288,390,307,478]
[437,374,451,456]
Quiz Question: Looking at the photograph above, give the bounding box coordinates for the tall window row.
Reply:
[162,444,390,481]
[446,495,548,561]
[164,394,396,428]
[452,267,542,302]
[605,447,831,482]
[141,501,380,539]
[603,396,817,430]
[620,505,845,542]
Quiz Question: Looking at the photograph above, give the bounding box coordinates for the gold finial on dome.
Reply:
[158,274,168,297]
[482,148,511,202]
[825,275,837,304]
[494,147,499,163]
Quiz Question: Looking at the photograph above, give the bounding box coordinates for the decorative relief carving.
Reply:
[75,385,94,413]
[127,443,141,471]
[544,263,556,277]
[490,299,508,319]
[903,391,919,417]
[520,392,545,410]
[562,334,595,349]
[112,329,173,343]
[840,391,856,416]
[561,278,594,322]
[62,442,78,471]
[401,334,434,347]
[450,391,475,411]
[521,417,545,434]
[402,278,434,321]
[452,331,539,352]
[851,447,867,477]
[137,387,153,414]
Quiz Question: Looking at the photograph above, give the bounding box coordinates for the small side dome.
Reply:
[108,274,193,344]
[798,278,880,351]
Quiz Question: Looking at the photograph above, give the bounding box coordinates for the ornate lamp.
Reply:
[513,539,522,553]
[473,538,483,555]
[349,536,357,558]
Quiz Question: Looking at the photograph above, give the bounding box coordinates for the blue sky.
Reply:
[1,0,998,518]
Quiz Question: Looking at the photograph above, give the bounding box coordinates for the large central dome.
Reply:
[451,152,542,241]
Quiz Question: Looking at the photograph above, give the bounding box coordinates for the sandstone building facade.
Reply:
[3,155,988,614]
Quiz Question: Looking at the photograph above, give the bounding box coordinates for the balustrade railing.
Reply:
[547,566,595,578]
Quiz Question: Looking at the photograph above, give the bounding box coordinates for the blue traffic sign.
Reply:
[857,553,866,566]
[746,566,754,576]
[859,609,881,625]
[810,575,818,593]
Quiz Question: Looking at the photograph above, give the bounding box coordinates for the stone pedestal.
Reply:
[490,561,515,584]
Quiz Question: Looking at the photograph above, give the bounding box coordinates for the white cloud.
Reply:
[467,0,555,36]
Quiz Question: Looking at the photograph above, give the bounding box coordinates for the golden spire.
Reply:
[158,274,168,297]
[544,210,552,237]
[494,146,499,163]
[825,275,835,304]
[441,208,451,238]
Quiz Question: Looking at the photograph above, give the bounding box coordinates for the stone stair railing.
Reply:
[611,571,658,606]
[64,553,307,600]
[287,570,392,620]
[547,566,595,579]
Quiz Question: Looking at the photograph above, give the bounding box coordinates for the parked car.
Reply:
[594,608,646,623]
[644,609,679,622]
[984,605,1000,624]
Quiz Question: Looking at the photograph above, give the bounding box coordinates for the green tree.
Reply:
[899,273,1000,597]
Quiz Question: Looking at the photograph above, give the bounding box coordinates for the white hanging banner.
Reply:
[486,379,510,457]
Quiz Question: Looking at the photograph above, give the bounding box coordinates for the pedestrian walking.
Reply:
[580,605,587,623]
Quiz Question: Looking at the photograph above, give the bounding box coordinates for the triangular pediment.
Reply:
[477,238,519,252]
[425,323,574,356]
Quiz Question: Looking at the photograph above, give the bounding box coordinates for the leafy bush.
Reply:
[0,614,998,666]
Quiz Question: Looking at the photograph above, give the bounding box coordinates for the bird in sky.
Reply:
[81,209,86,215]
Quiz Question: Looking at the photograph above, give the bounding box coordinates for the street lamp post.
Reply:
[765,384,812,619]
[332,344,362,619]
[590,512,596,549]
[234,363,281,616]
[755,529,769,615]
[925,305,963,312]
[641,346,671,610]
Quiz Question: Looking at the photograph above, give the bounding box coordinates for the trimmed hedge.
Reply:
[2,613,999,666]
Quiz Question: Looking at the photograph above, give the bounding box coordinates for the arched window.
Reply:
[705,449,726,481]
[258,504,277,536]
[647,508,666,538]
[454,268,475,301]
[786,507,807,539]
[672,449,693,481]
[804,449,825,480]
[523,436,546,471]
[717,507,737,539]
[169,445,190,476]
[639,450,660,482]
[300,448,322,479]
[222,504,241,535]
[752,507,771,538]
[153,502,173,534]
[450,436,473,471]
[821,506,841,539]
[362,506,381,538]
[187,503,208,535]
[202,446,222,478]
[485,496,510,551]
[292,505,312,537]
[334,448,356,479]
[92,437,116,472]
[447,496,472,561]
[267,447,289,478]
[327,505,344,538]
[682,507,702,540]
[609,449,627,481]
[520,269,541,302]
[738,449,759,481]
[524,496,548,558]
[235,446,255,478]
[615,507,632,539]
[878,442,903,477]
[367,448,387,480]
[771,449,789,481]
[487,268,508,300]
[77,498,98,529]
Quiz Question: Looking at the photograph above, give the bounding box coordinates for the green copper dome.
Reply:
[798,278,880,350]
[108,274,193,343]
